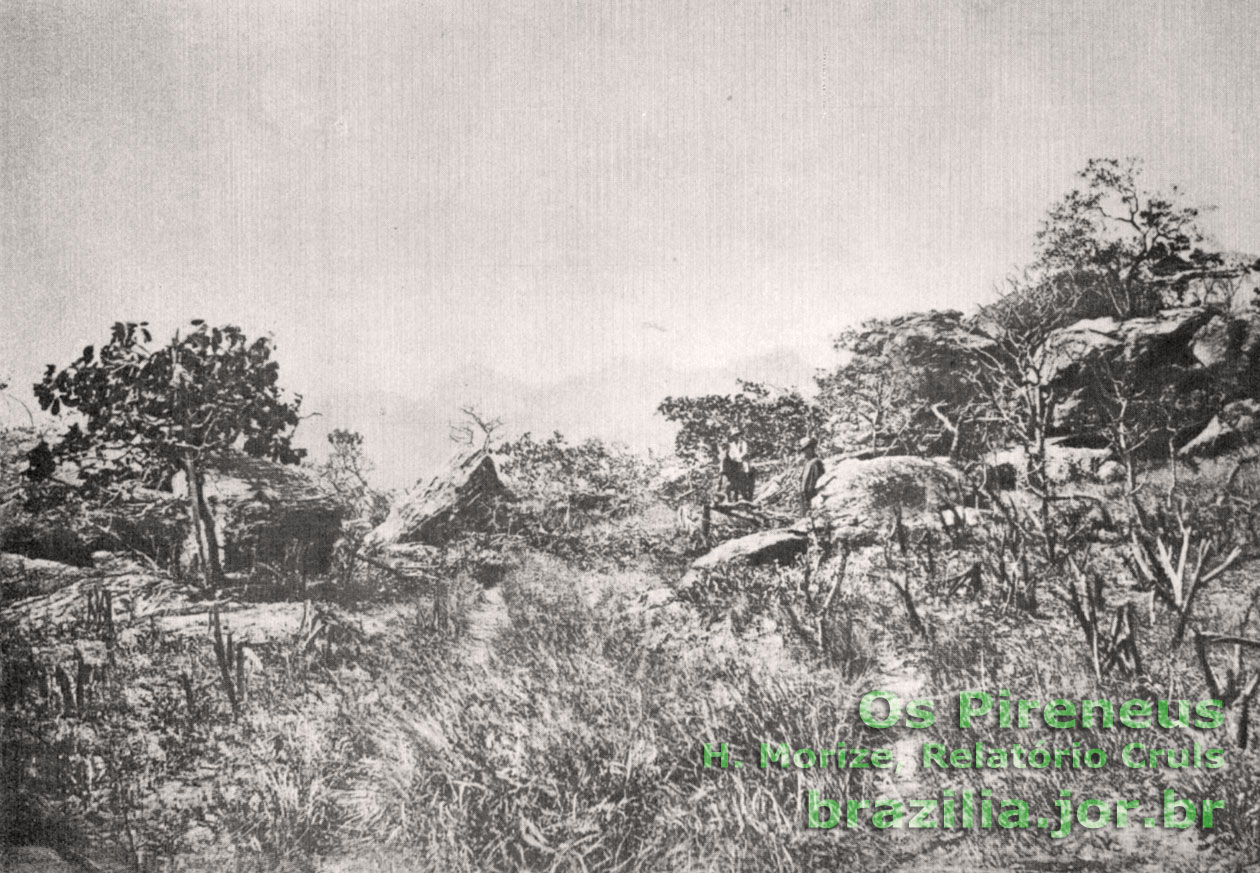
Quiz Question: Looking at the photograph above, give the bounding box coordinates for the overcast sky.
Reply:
[5,0,1260,404]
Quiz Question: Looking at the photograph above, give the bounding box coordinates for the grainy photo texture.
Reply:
[3,1,1260,871]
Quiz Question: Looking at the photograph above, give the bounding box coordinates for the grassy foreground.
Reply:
[5,465,1260,872]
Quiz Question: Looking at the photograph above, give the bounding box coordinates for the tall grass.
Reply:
[8,458,1260,871]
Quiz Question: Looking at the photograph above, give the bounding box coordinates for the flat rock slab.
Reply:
[151,601,311,642]
[0,847,79,873]
[150,602,386,644]
[1179,398,1260,457]
[691,527,809,571]
[0,557,183,629]
[0,561,88,603]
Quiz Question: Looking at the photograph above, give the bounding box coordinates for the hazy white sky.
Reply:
[5,0,1260,402]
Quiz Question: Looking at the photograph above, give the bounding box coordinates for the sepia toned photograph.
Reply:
[3,1,1260,870]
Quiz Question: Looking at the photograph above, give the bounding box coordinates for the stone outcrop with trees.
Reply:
[5,159,1260,870]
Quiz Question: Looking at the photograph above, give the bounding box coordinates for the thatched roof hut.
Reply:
[2,427,343,572]
[368,450,512,547]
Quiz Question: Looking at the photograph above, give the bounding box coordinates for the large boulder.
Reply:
[368,451,512,547]
[1190,313,1235,368]
[0,521,95,568]
[851,310,999,360]
[988,440,1114,485]
[1179,399,1260,457]
[1,436,341,573]
[679,524,809,588]
[1039,308,1207,430]
[811,455,967,544]
[690,526,809,571]
[1039,307,1260,435]
[172,453,343,574]
[681,455,969,580]
[84,488,185,567]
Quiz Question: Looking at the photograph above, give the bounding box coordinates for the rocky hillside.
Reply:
[841,300,1260,460]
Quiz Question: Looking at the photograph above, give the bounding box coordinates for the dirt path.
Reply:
[871,658,929,796]
[462,585,509,666]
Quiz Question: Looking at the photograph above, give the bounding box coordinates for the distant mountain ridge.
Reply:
[296,348,821,491]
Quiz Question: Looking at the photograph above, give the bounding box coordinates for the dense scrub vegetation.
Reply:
[7,461,1260,871]
[662,160,1259,486]
[3,159,1260,871]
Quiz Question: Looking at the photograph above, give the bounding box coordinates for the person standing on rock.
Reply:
[798,436,825,515]
[722,426,754,502]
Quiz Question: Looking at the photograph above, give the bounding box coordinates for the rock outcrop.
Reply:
[683,455,970,580]
[368,451,512,547]
[0,522,95,568]
[1039,307,1260,438]
[690,526,810,571]
[1179,399,1260,457]
[850,310,999,361]
[811,455,967,544]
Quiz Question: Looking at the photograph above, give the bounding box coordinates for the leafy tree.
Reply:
[498,431,658,521]
[1035,157,1242,318]
[657,381,824,472]
[493,432,661,567]
[34,321,305,584]
[980,271,1117,344]
[315,429,391,584]
[318,429,390,526]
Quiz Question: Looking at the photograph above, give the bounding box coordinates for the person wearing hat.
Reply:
[722,426,754,502]
[798,436,824,515]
